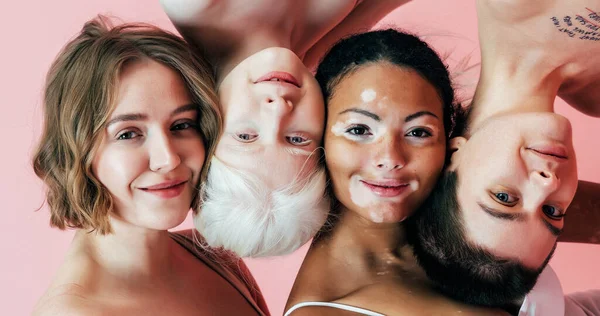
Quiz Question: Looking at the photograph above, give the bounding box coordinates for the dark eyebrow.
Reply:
[478,202,524,221]
[338,108,380,121]
[405,111,439,123]
[542,219,563,237]
[478,202,563,237]
[106,103,198,127]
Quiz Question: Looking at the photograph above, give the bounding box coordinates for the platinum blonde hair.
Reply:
[196,158,329,257]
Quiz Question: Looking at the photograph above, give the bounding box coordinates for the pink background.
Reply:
[1,1,598,315]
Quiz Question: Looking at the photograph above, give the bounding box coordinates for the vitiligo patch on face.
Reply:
[409,180,419,191]
[361,89,377,102]
[369,210,384,223]
[331,118,360,136]
[349,175,374,208]
[331,119,387,142]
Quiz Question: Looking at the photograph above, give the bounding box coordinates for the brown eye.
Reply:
[406,128,432,138]
[346,125,371,136]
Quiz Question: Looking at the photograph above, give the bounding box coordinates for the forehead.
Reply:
[329,63,443,115]
[113,59,192,114]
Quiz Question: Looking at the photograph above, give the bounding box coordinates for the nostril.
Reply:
[539,171,550,178]
[267,98,274,103]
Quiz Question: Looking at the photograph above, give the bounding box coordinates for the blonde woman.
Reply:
[32,16,268,315]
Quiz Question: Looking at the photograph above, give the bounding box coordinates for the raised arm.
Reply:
[476,0,600,117]
[159,0,240,64]
[302,0,410,70]
[559,180,600,244]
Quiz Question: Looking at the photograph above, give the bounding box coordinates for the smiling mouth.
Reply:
[360,180,410,198]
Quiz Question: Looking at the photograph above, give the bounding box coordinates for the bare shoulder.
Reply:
[32,284,102,316]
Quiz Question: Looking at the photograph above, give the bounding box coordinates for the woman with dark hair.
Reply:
[284,29,503,315]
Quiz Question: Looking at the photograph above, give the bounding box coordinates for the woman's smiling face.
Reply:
[325,62,447,223]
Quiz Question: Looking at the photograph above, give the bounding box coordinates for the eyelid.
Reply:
[345,124,373,135]
[489,189,520,206]
[543,205,566,221]
[286,133,312,146]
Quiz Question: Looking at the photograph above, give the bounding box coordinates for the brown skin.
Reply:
[286,63,507,315]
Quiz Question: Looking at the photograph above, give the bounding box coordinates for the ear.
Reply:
[446,136,467,172]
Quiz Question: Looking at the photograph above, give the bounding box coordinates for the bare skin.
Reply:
[160,0,410,75]
[287,211,508,316]
[471,0,600,125]
[286,63,507,315]
[473,0,600,244]
[288,1,599,314]
[33,229,259,316]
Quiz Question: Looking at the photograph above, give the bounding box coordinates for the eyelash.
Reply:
[492,191,519,206]
[542,205,566,221]
[286,134,312,146]
[492,191,566,221]
[345,124,372,136]
[405,128,432,138]
[116,121,198,141]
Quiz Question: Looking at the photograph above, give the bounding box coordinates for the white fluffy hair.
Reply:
[195,157,329,258]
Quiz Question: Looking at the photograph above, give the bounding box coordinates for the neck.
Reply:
[468,40,567,134]
[75,217,177,280]
[325,206,409,265]
[217,31,293,82]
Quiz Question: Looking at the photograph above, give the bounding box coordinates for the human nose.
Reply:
[262,95,293,118]
[530,168,560,194]
[259,96,293,143]
[148,132,181,173]
[372,137,406,171]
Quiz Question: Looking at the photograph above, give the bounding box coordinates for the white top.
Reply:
[284,301,384,316]
[519,265,565,316]
[286,266,565,316]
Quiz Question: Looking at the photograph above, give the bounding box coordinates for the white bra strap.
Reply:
[284,301,385,316]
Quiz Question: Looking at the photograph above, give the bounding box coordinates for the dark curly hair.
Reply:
[315,28,464,139]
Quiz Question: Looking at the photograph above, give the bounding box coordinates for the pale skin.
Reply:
[465,0,600,247]
[33,60,259,316]
[159,0,411,75]
[159,0,411,190]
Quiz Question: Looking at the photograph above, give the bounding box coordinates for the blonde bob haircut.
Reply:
[32,16,221,234]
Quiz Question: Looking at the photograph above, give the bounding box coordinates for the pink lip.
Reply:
[361,180,409,198]
[140,180,188,199]
[255,71,300,87]
[527,144,568,160]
